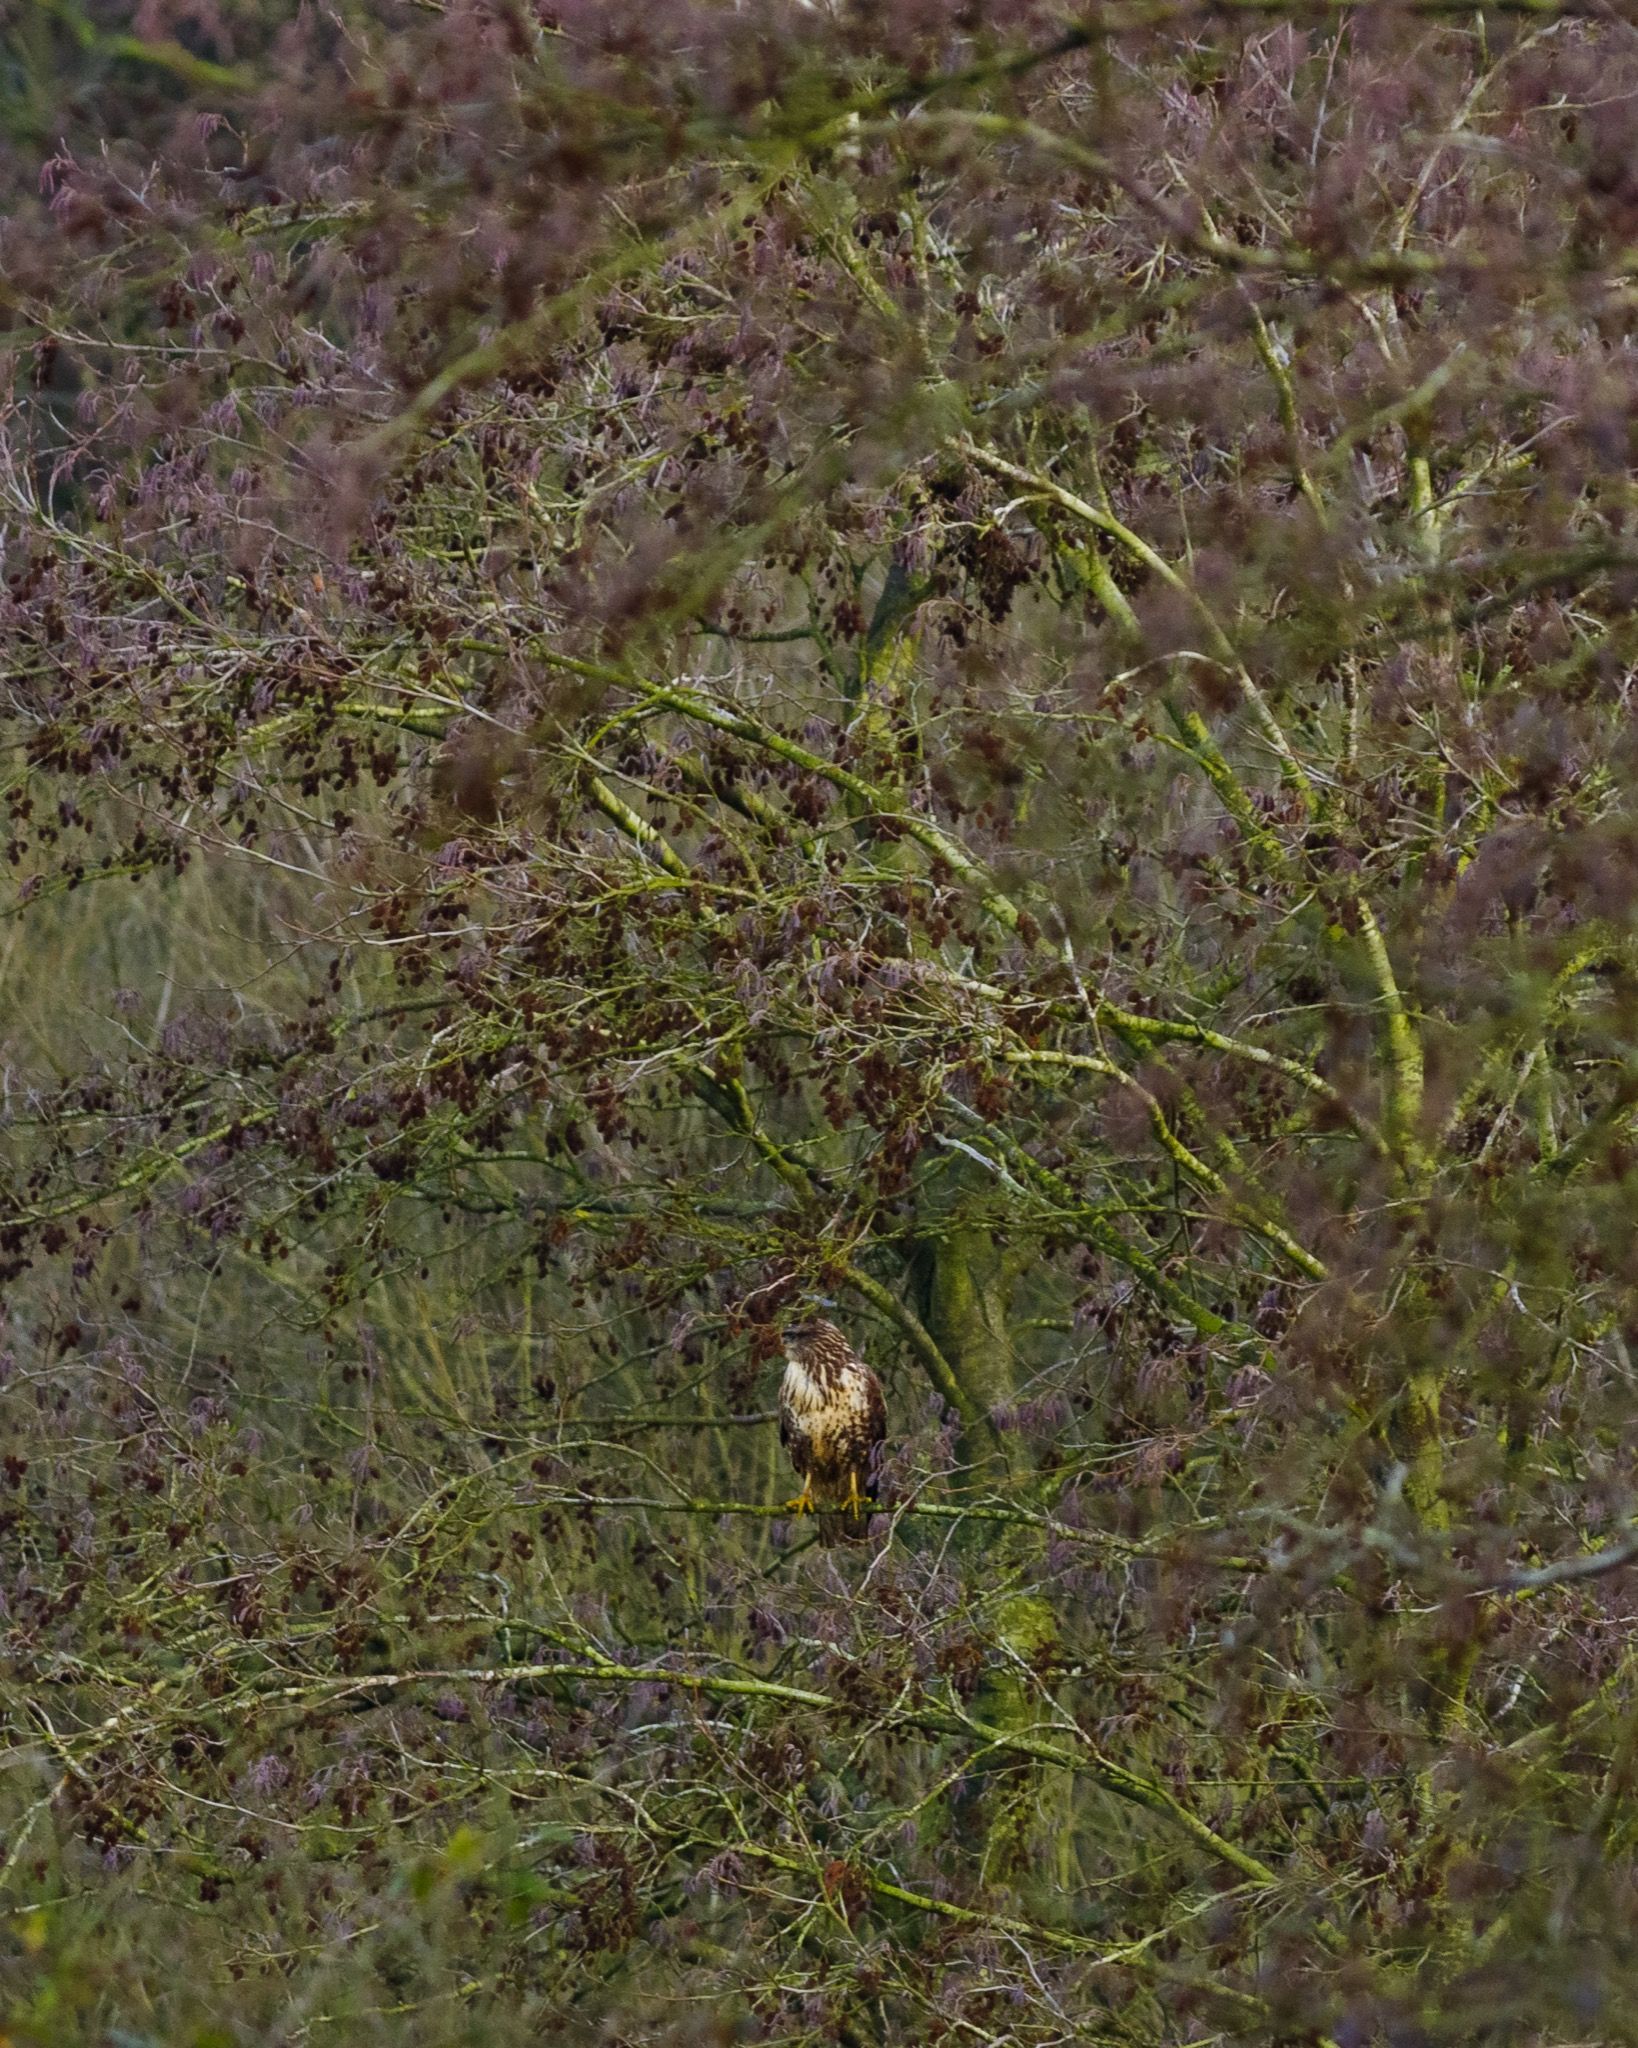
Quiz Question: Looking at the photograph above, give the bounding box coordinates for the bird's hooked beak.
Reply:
[782,1297,835,1349]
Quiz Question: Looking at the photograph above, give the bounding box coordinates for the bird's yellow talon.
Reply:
[784,1488,814,1516]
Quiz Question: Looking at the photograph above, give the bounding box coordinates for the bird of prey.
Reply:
[779,1315,887,1543]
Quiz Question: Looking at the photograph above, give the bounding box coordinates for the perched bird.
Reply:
[779,1315,887,1543]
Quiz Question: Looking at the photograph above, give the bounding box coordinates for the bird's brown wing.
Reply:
[819,1366,887,1545]
[863,1367,887,1461]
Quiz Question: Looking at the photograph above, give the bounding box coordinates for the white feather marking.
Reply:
[781,1355,873,1477]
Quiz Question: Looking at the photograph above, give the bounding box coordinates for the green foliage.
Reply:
[8,4,1638,2043]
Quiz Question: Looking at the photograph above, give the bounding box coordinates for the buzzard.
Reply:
[779,1316,887,1543]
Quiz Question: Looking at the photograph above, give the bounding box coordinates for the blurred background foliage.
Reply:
[8,2,1638,2042]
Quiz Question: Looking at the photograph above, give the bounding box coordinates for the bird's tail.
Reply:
[816,1504,871,1545]
[817,1481,878,1545]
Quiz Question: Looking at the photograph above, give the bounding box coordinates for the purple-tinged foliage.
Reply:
[6,2,1638,2042]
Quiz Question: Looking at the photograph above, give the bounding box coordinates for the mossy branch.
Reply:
[150,1656,1296,1894]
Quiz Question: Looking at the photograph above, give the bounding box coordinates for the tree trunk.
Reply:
[908,1162,1060,1883]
